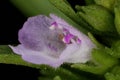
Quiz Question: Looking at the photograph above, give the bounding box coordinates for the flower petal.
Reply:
[19,15,54,51]
[9,45,63,67]
[60,43,92,63]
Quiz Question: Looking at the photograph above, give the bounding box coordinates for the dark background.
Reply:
[0,0,26,44]
[0,1,40,80]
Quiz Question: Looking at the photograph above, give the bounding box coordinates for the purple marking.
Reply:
[51,22,58,27]
[76,38,81,44]
[48,43,58,52]
[62,31,81,44]
[63,28,70,35]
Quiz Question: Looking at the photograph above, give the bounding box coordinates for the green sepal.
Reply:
[105,66,120,80]
[77,5,115,32]
[49,0,78,20]
[76,4,119,46]
[110,40,120,58]
[88,32,120,48]
[71,48,118,75]
[94,0,115,11]
[114,0,120,35]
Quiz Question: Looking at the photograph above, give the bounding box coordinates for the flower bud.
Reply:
[94,0,115,11]
[78,5,115,32]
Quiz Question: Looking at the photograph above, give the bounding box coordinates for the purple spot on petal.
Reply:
[51,22,58,27]
[63,28,70,35]
[48,43,58,52]
[76,38,81,44]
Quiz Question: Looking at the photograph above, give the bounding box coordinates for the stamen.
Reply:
[62,33,74,44]
[49,22,81,45]
[62,33,81,44]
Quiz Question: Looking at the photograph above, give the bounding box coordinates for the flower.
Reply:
[9,14,95,68]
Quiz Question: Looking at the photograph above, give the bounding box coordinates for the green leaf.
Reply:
[91,49,118,66]
[38,66,89,80]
